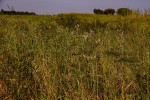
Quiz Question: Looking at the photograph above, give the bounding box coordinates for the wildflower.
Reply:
[75,24,80,31]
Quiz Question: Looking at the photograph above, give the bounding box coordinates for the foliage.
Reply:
[117,8,132,16]
[104,8,115,15]
[0,9,36,15]
[93,9,104,14]
[0,14,150,99]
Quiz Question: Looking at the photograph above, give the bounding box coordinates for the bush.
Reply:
[117,8,132,16]
[93,9,104,14]
[104,8,115,15]
[0,9,36,15]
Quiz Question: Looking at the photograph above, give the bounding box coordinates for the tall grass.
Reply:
[0,14,150,100]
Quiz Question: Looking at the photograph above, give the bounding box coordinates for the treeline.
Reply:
[0,9,36,15]
[94,8,132,16]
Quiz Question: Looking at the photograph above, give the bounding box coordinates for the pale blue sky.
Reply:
[0,0,150,14]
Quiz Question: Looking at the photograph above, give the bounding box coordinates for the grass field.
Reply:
[0,14,150,100]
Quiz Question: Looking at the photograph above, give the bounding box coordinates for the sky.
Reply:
[0,0,150,14]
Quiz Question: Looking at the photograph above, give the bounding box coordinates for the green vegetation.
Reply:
[93,9,104,14]
[93,8,116,15]
[0,9,36,15]
[117,8,132,16]
[104,8,115,15]
[0,14,150,100]
[93,8,132,16]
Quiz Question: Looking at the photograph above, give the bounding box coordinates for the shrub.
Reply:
[117,8,132,16]
[93,9,104,14]
[104,8,115,15]
[0,9,36,15]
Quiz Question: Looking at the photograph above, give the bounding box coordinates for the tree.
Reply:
[104,8,115,15]
[0,9,4,14]
[117,8,132,16]
[93,9,103,14]
[0,9,36,15]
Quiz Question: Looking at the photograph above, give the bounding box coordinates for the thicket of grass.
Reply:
[0,14,150,100]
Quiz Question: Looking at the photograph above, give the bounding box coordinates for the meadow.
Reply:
[0,14,150,100]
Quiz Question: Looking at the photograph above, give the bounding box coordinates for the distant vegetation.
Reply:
[94,8,150,16]
[0,12,150,99]
[0,9,36,15]
[93,9,104,14]
[104,8,115,15]
[94,8,115,15]
[117,8,132,16]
